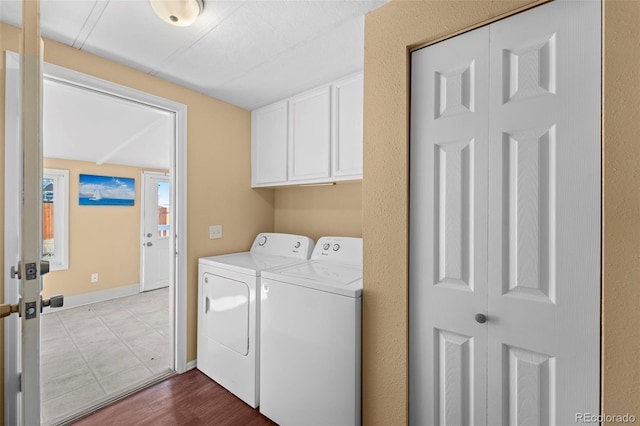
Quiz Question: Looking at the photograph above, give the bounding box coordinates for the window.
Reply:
[158,180,170,237]
[43,169,69,271]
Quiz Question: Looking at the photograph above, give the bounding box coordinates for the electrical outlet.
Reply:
[91,273,99,283]
[209,225,223,240]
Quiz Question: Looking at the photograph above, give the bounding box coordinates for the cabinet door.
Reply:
[251,101,288,187]
[288,86,331,183]
[332,73,363,180]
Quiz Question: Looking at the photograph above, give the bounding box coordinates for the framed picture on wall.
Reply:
[79,174,135,206]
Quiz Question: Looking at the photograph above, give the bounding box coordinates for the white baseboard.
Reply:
[43,283,140,313]
[186,359,197,371]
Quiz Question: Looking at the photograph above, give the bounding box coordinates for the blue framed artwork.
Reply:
[79,174,135,206]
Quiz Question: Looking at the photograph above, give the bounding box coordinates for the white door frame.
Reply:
[140,171,171,293]
[3,50,189,425]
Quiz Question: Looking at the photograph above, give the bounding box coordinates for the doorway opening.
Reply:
[4,51,188,425]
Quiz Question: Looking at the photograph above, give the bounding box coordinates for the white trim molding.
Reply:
[41,283,140,313]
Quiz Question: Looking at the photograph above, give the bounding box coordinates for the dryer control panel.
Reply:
[250,233,314,259]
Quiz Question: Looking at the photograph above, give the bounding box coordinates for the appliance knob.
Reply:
[258,235,267,246]
[294,241,301,249]
[332,244,340,251]
[323,243,330,250]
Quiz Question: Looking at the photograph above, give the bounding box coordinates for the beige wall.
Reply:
[363,0,640,424]
[601,0,640,420]
[0,21,275,422]
[274,182,362,241]
[41,158,164,298]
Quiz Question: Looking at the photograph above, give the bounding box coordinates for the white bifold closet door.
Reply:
[409,1,601,425]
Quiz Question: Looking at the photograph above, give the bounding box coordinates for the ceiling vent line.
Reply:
[72,0,110,49]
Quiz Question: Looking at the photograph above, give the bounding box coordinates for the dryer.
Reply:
[197,233,314,408]
[259,236,363,426]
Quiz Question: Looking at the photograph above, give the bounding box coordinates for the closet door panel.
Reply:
[487,2,601,424]
[409,25,489,426]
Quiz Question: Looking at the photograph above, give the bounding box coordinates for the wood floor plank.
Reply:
[73,369,277,426]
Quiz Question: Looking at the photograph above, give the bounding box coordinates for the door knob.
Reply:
[146,242,153,247]
[475,313,487,324]
[41,295,64,312]
[147,233,152,238]
[40,260,50,276]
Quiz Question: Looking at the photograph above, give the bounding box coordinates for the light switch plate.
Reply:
[209,225,222,240]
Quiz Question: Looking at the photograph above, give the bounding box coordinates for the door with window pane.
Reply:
[141,171,171,292]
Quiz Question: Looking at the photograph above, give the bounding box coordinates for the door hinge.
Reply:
[18,372,21,393]
[10,263,21,279]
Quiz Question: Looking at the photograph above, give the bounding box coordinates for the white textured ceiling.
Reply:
[2,0,386,169]
[43,79,173,170]
[0,0,386,110]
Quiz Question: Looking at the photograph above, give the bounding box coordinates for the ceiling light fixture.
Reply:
[150,0,204,27]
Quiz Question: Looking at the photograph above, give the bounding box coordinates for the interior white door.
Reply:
[410,1,601,425]
[18,1,45,424]
[4,49,23,426]
[486,2,601,424]
[141,172,171,292]
[409,25,490,425]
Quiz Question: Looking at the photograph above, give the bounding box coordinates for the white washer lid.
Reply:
[199,252,308,276]
[262,260,363,297]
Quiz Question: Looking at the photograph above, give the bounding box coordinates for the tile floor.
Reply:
[40,287,171,426]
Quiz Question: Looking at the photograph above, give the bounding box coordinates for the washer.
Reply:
[197,233,314,408]
[259,236,363,426]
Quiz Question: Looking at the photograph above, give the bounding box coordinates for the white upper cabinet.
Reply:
[251,72,364,187]
[251,100,288,186]
[288,85,332,182]
[332,73,363,180]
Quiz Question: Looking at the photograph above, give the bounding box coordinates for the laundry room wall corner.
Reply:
[274,182,362,241]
